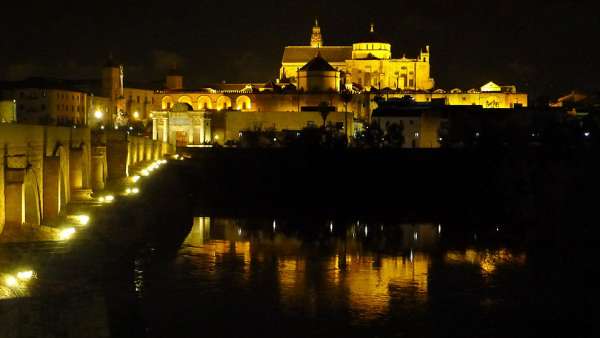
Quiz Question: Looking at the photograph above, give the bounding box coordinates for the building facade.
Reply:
[281,22,434,91]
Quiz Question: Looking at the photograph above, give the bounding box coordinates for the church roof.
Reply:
[282,46,352,64]
[299,54,336,72]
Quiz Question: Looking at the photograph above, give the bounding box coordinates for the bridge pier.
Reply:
[43,156,61,220]
[4,169,25,225]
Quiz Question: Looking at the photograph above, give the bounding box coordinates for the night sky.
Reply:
[1,0,598,98]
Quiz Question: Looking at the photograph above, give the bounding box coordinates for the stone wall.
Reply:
[1,126,172,234]
[0,125,97,234]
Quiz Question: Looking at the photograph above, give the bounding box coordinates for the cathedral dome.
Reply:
[352,24,392,60]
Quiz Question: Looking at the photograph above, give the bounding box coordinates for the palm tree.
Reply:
[318,101,331,127]
[339,90,353,113]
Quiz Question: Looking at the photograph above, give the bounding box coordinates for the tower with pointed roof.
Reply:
[310,19,323,48]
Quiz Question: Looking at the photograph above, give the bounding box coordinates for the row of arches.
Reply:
[161,95,252,111]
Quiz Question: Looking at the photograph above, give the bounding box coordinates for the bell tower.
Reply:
[310,19,323,48]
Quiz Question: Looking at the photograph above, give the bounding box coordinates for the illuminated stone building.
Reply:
[0,100,16,123]
[1,20,527,148]
[0,79,89,125]
[153,20,527,147]
[281,21,434,91]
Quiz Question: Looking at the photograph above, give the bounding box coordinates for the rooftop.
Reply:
[282,46,352,64]
[299,54,336,72]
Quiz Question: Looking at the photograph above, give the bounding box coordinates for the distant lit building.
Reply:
[0,100,16,123]
[281,21,434,91]
[1,20,528,134]
[0,79,89,125]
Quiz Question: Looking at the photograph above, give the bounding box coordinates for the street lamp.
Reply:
[94,110,103,119]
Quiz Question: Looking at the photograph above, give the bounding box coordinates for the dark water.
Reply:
[1,151,596,337]
[135,217,566,338]
[0,215,593,338]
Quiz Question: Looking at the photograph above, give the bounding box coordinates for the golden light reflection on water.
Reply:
[183,218,251,277]
[445,248,527,275]
[339,254,430,321]
[182,217,527,324]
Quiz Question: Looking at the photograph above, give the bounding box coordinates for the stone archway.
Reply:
[178,96,193,106]
[162,96,174,110]
[216,96,232,110]
[198,96,212,110]
[236,95,252,110]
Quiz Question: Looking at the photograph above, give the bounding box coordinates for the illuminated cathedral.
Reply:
[281,20,434,92]
[105,20,528,147]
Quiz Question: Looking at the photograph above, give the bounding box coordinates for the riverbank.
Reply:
[177,147,598,229]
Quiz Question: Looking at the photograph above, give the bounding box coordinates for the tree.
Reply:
[385,122,404,147]
[340,90,353,113]
[318,101,331,127]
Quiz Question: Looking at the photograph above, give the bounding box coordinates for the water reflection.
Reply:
[445,248,527,276]
[173,217,528,329]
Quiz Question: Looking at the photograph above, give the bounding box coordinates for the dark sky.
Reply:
[1,0,598,97]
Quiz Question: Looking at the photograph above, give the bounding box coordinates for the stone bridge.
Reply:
[0,125,173,235]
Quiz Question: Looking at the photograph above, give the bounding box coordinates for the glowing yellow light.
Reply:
[4,275,18,287]
[133,111,140,119]
[214,135,219,140]
[94,110,103,119]
[125,188,132,195]
[104,195,114,202]
[131,175,140,183]
[131,187,139,194]
[16,271,33,281]
[98,196,105,202]
[76,215,90,225]
[59,227,76,240]
[140,169,149,176]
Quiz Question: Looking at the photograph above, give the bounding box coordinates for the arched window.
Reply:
[178,96,193,106]
[198,96,212,110]
[216,96,232,110]
[236,95,252,110]
[161,96,173,110]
